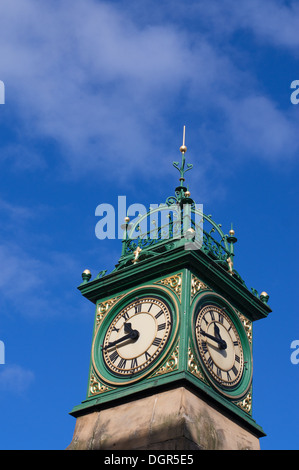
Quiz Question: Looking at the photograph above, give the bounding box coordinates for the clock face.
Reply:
[195,305,244,389]
[101,296,172,377]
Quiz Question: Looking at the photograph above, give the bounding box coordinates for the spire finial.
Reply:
[173,126,193,186]
[180,125,187,153]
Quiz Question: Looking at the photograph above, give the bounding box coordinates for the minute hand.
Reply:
[102,329,139,350]
[200,329,227,349]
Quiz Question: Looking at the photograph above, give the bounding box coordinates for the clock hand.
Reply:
[214,323,221,338]
[101,328,139,350]
[214,324,228,350]
[124,322,133,334]
[200,328,227,350]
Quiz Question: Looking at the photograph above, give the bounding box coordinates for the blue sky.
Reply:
[0,0,298,450]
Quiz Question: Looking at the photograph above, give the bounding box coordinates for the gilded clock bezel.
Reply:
[91,285,180,386]
[195,305,244,387]
[102,295,173,377]
[192,293,252,399]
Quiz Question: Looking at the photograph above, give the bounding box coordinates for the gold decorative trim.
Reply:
[89,372,115,396]
[188,342,209,385]
[96,295,125,325]
[92,285,180,387]
[150,339,180,378]
[235,390,252,415]
[191,274,209,302]
[236,311,252,344]
[154,273,182,301]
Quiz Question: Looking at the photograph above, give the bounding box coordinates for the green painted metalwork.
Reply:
[70,131,271,441]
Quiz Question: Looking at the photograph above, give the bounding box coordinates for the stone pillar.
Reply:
[67,387,261,450]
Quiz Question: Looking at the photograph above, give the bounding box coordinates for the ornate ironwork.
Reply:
[188,342,209,385]
[111,130,254,292]
[235,390,252,415]
[155,273,182,301]
[150,340,180,378]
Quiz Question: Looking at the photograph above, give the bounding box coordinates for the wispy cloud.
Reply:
[0,241,83,318]
[218,0,299,49]
[0,0,297,182]
[0,364,34,394]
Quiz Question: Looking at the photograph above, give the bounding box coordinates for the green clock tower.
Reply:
[68,130,271,450]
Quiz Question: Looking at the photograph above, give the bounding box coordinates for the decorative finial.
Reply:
[132,246,142,264]
[180,125,187,153]
[260,292,269,304]
[227,257,234,275]
[227,224,237,247]
[226,224,237,274]
[82,269,92,283]
[173,126,193,187]
[120,216,131,231]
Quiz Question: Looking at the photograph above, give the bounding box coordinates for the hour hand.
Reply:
[124,322,133,334]
[101,327,139,351]
[200,328,227,350]
[214,324,227,350]
[214,323,221,339]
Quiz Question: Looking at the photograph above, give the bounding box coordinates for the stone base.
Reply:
[67,387,261,450]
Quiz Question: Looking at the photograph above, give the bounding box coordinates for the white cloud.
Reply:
[177,0,299,50]
[0,364,34,394]
[0,0,297,180]
[0,241,82,318]
[225,0,299,49]
[218,94,299,161]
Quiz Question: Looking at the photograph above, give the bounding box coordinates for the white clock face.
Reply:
[102,297,172,377]
[195,305,244,388]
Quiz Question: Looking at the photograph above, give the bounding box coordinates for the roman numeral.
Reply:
[131,357,138,368]
[157,323,166,331]
[226,370,231,381]
[112,326,119,333]
[147,303,153,312]
[232,365,238,376]
[202,341,208,354]
[118,358,126,369]
[235,354,240,363]
[109,350,119,363]
[218,312,224,324]
[135,304,142,314]
[202,315,208,326]
[233,340,239,346]
[207,356,214,369]
[210,310,215,321]
[152,337,162,347]
[217,368,222,379]
[144,350,151,361]
[122,311,129,321]
[155,310,163,319]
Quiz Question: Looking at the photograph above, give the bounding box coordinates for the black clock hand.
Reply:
[124,322,133,334]
[102,328,139,350]
[214,323,224,342]
[200,328,227,349]
[214,324,227,350]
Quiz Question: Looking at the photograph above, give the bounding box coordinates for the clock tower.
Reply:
[67,129,271,450]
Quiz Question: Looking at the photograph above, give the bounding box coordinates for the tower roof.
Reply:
[82,127,270,309]
[117,128,239,275]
